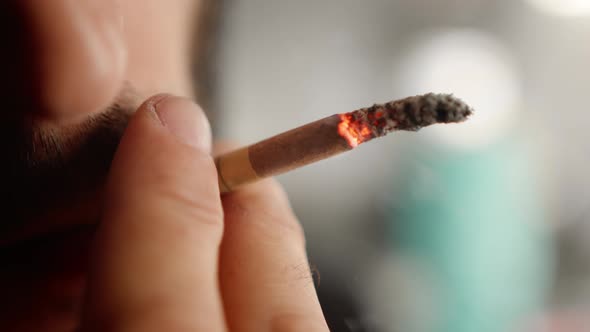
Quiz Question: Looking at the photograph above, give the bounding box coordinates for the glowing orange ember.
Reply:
[338,114,372,148]
[360,126,372,136]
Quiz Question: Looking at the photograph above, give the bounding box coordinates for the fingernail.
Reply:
[151,95,212,152]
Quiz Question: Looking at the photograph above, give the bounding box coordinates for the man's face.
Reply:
[0,0,200,243]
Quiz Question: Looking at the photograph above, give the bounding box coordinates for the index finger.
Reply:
[216,144,328,332]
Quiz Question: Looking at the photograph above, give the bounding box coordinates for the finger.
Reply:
[82,95,226,331]
[218,168,328,332]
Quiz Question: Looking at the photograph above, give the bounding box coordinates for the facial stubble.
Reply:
[1,85,140,233]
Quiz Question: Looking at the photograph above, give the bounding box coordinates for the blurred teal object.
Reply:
[387,136,554,332]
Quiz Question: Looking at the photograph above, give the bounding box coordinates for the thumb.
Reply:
[82,95,226,331]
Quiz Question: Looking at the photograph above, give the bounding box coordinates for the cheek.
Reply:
[19,0,128,123]
[119,0,197,97]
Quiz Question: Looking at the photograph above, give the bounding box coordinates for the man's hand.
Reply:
[80,95,329,331]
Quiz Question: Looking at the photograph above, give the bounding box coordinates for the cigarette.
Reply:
[215,93,473,193]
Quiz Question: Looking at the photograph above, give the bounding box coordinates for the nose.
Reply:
[0,0,127,123]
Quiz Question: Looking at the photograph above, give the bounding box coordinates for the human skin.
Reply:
[0,1,328,331]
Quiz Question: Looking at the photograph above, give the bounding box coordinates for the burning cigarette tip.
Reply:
[338,93,473,147]
[216,92,474,193]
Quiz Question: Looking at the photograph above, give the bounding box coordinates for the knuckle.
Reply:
[138,144,224,227]
[223,180,307,247]
[262,207,306,247]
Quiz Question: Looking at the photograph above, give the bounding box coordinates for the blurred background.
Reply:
[202,1,590,331]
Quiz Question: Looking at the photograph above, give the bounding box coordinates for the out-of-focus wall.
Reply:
[216,0,410,272]
[214,1,590,330]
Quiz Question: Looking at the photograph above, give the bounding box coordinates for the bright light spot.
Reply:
[395,29,521,149]
[524,0,590,17]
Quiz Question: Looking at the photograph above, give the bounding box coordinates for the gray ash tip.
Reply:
[386,93,473,131]
[343,93,473,143]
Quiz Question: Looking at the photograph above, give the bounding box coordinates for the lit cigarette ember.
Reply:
[215,93,473,193]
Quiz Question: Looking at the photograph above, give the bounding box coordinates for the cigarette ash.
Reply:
[338,93,473,147]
